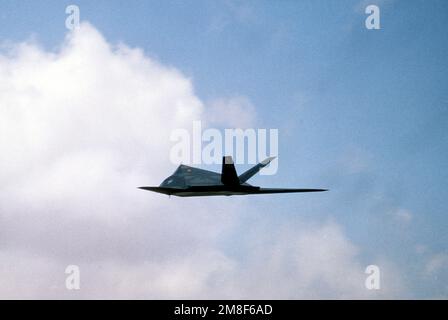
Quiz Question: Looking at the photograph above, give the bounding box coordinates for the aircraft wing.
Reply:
[138,186,180,195]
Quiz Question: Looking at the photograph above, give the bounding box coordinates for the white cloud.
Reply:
[222,220,405,299]
[0,23,403,299]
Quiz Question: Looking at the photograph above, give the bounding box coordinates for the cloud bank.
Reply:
[0,23,403,299]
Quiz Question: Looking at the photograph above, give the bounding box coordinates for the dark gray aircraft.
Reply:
[139,156,327,197]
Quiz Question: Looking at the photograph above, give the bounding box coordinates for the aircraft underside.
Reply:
[139,185,327,197]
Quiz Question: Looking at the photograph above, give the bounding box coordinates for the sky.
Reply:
[0,0,447,298]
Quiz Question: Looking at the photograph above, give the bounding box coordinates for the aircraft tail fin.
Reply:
[221,156,240,186]
[238,156,276,183]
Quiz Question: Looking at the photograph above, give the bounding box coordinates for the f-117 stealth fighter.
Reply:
[139,156,327,197]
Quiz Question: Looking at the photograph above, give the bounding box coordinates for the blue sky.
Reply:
[1,0,447,298]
